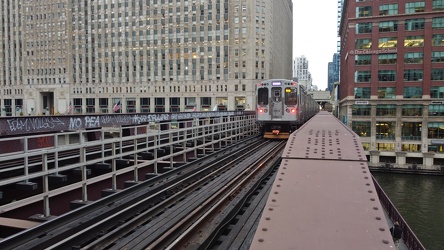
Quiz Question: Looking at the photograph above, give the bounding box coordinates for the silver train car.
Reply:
[256,79,319,139]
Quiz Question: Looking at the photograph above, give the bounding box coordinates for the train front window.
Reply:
[258,88,268,105]
[285,88,297,105]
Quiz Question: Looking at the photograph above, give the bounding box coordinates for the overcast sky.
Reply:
[293,1,339,90]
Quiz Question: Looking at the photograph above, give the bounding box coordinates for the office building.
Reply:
[339,0,444,168]
[0,0,293,115]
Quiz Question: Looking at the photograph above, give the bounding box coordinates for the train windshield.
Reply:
[258,88,268,105]
[285,88,297,105]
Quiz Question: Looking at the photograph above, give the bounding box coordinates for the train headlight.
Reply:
[290,108,297,113]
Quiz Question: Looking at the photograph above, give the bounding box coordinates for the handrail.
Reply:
[372,176,426,250]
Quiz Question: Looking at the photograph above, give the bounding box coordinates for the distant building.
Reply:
[293,55,313,90]
[0,0,294,115]
[339,0,444,168]
[328,53,340,93]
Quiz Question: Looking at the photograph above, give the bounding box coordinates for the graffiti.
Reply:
[69,117,83,129]
[37,136,51,148]
[6,117,65,133]
[100,115,113,124]
[1,112,240,136]
[85,116,100,128]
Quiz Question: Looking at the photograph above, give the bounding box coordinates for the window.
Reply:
[378,37,397,48]
[376,121,396,140]
[432,17,444,28]
[433,0,444,11]
[403,86,422,98]
[126,98,136,113]
[431,86,444,98]
[404,69,423,81]
[285,88,298,105]
[429,104,444,116]
[378,87,396,99]
[379,21,398,32]
[404,52,424,63]
[376,104,397,116]
[378,54,397,64]
[376,143,395,151]
[405,19,425,30]
[401,144,421,152]
[154,97,165,112]
[86,98,95,114]
[355,39,372,49]
[355,55,372,65]
[431,68,444,80]
[428,122,444,139]
[432,34,444,46]
[169,97,180,112]
[404,36,424,47]
[356,6,372,17]
[257,88,268,105]
[352,105,371,116]
[378,70,396,81]
[401,122,422,139]
[401,104,423,116]
[380,4,398,15]
[140,97,150,113]
[354,87,371,99]
[355,71,371,82]
[432,52,444,62]
[405,2,425,13]
[352,121,371,137]
[356,22,372,34]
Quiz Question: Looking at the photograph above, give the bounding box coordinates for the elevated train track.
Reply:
[251,111,424,250]
[0,111,424,249]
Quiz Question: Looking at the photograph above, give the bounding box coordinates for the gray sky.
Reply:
[293,0,339,90]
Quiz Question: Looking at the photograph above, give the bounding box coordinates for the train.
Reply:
[256,79,319,139]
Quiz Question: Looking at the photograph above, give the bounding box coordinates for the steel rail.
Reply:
[39,140,271,249]
[0,136,261,249]
[148,140,286,250]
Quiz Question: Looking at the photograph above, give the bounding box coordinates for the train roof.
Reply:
[260,79,293,83]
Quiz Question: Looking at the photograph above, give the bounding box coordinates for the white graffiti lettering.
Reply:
[85,116,100,128]
[6,117,65,132]
[69,117,83,129]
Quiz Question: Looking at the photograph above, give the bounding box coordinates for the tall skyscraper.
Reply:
[0,0,293,115]
[339,0,444,167]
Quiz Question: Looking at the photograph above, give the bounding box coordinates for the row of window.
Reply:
[352,120,444,140]
[352,104,444,116]
[356,35,444,49]
[357,1,444,18]
[355,52,444,65]
[357,19,444,34]
[70,84,239,94]
[355,86,429,99]
[354,69,444,82]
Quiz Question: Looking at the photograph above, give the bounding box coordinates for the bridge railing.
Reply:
[0,114,259,216]
[372,176,426,250]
